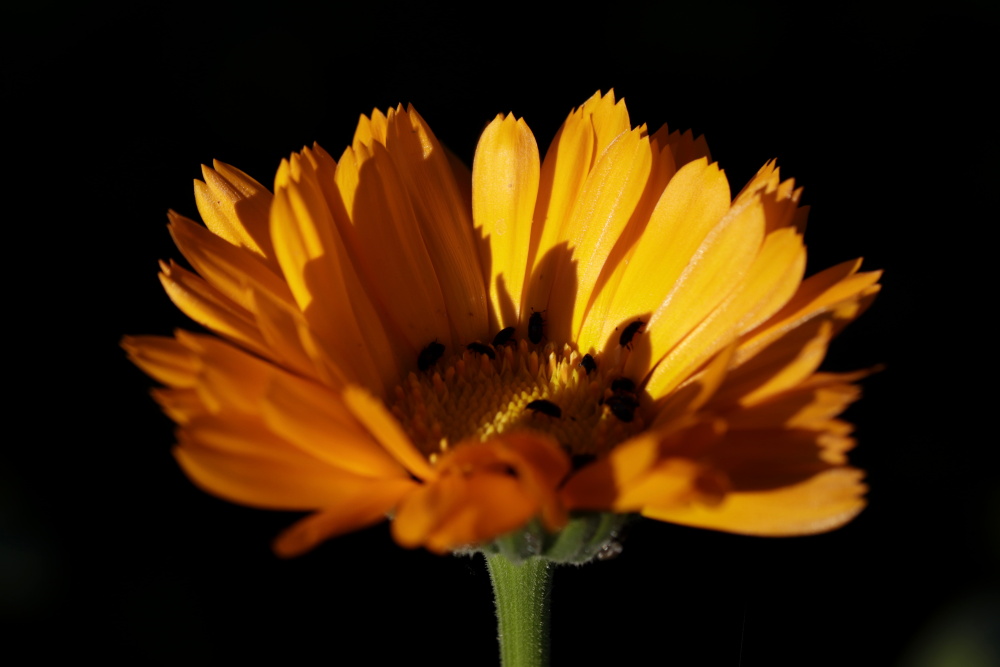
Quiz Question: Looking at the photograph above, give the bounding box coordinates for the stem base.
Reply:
[485,553,553,667]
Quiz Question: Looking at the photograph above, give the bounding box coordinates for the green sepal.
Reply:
[464,512,634,565]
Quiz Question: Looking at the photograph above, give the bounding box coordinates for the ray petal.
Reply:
[158,260,271,358]
[472,113,541,332]
[559,432,662,509]
[722,380,862,431]
[424,475,536,553]
[393,472,534,553]
[121,334,200,387]
[272,479,417,558]
[544,128,654,344]
[260,373,410,479]
[526,102,596,316]
[338,139,454,351]
[247,285,343,385]
[270,161,400,395]
[384,106,490,344]
[577,158,731,355]
[194,160,278,270]
[635,179,767,395]
[343,385,437,481]
[176,436,409,512]
[643,222,806,400]
[710,318,834,408]
[643,467,866,536]
[167,212,294,325]
[736,259,882,363]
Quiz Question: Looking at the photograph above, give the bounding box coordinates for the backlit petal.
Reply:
[194,160,278,271]
[577,158,731,356]
[472,113,540,331]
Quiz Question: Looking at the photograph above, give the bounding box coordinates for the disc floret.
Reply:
[391,337,646,465]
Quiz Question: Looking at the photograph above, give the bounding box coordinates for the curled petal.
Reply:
[392,432,569,552]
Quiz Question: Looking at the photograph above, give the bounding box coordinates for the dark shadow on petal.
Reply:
[708,428,848,492]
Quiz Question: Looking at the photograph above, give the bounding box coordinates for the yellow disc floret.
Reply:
[390,338,646,465]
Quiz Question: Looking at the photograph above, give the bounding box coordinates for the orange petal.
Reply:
[342,386,436,481]
[175,430,398,511]
[194,161,278,270]
[272,478,417,558]
[586,90,633,157]
[393,471,535,553]
[643,467,866,536]
[335,139,454,352]
[615,458,717,511]
[167,212,293,314]
[737,259,881,364]
[527,100,597,314]
[424,474,536,553]
[270,159,401,395]
[158,260,271,358]
[722,380,862,431]
[151,387,205,424]
[576,136,677,350]
[122,334,200,388]
[639,194,806,401]
[543,128,654,344]
[472,113,540,331]
[662,127,711,169]
[248,284,345,385]
[707,428,854,487]
[637,181,767,396]
[710,317,834,408]
[261,374,411,480]
[560,432,662,509]
[562,420,723,510]
[383,106,490,344]
[174,331,274,415]
[391,434,570,551]
[577,158,731,356]
[651,342,736,429]
[487,432,570,531]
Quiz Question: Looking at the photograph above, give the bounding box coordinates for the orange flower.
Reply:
[124,91,879,559]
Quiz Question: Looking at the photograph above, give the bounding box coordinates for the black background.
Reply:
[6,2,998,665]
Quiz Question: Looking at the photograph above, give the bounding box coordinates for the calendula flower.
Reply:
[124,91,879,561]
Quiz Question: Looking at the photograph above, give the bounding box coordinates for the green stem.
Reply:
[485,553,553,667]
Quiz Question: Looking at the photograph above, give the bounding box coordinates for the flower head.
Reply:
[124,91,880,558]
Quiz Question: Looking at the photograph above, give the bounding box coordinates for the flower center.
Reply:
[390,338,646,464]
